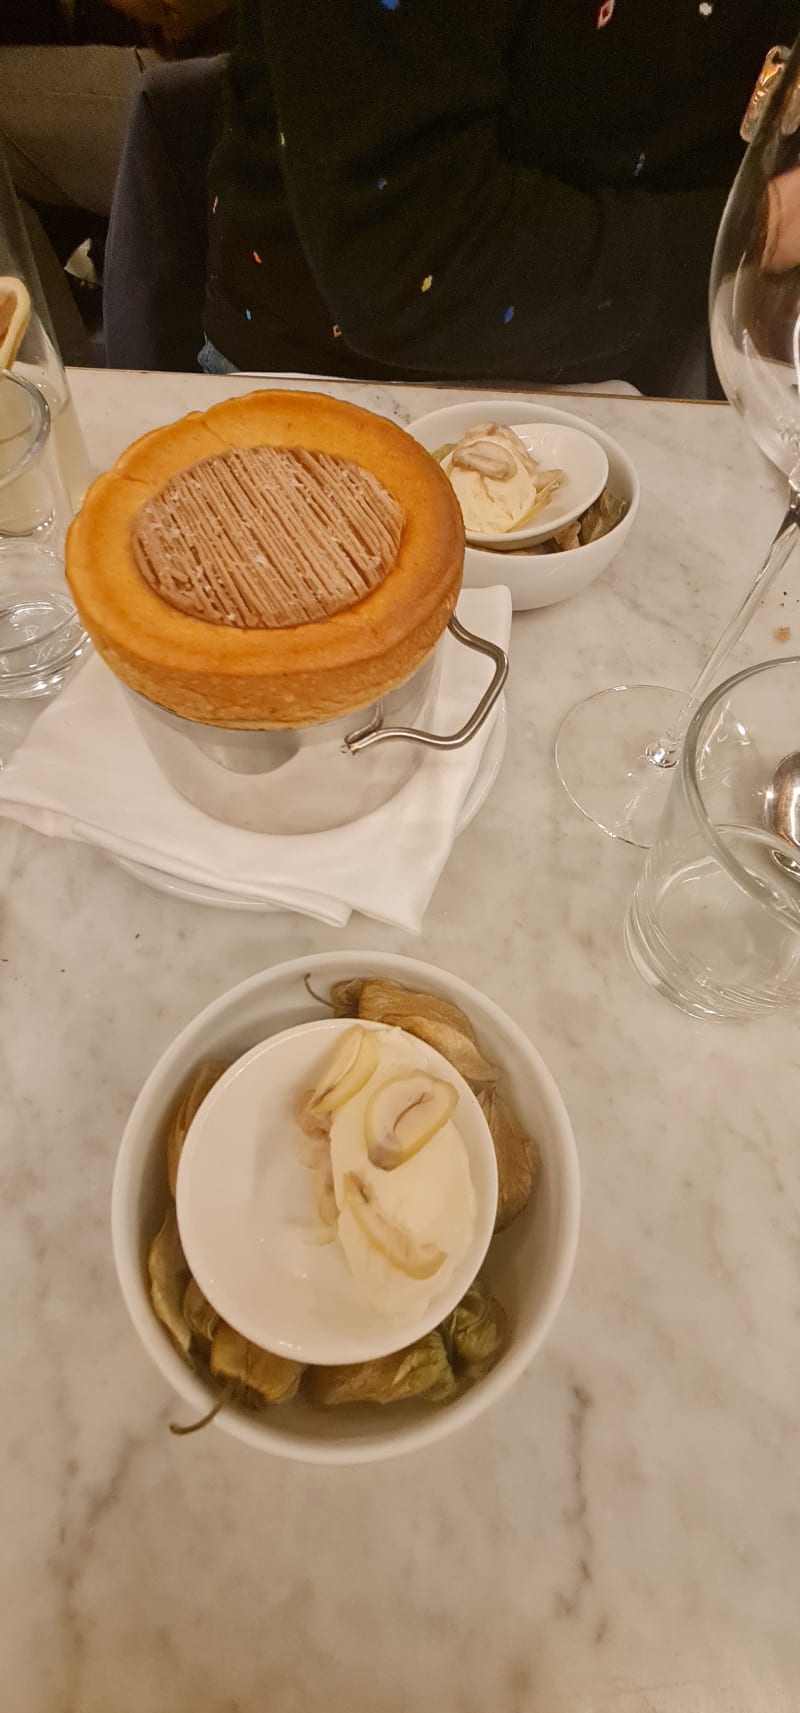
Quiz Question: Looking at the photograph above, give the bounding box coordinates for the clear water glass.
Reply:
[625,657,800,1019]
[0,366,55,537]
[0,371,87,697]
[0,144,91,514]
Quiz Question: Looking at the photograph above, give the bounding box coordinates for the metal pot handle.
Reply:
[344,615,509,755]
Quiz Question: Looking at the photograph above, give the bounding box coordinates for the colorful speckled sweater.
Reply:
[205,0,799,387]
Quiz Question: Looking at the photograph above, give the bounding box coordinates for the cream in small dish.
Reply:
[439,421,608,549]
[174,1017,497,1366]
[410,400,639,611]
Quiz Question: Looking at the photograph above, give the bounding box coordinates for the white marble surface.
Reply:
[2,367,800,1713]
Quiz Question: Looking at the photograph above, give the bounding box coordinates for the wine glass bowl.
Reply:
[557,32,800,848]
[711,41,800,480]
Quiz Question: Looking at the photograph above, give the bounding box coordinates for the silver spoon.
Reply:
[764,750,800,875]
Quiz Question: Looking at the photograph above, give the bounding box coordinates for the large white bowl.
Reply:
[112,952,580,1465]
[409,399,640,611]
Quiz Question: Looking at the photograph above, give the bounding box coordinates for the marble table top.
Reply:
[2,367,799,1713]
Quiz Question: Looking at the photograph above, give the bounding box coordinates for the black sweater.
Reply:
[205,0,799,386]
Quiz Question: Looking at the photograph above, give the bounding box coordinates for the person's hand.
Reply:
[763,166,800,272]
[99,0,231,43]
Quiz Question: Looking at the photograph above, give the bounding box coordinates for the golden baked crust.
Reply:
[66,390,464,728]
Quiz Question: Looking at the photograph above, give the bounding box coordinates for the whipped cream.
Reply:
[328,1028,476,1320]
[444,423,545,535]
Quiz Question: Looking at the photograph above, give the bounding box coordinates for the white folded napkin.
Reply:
[0,587,511,930]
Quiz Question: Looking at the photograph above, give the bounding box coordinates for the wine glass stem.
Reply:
[645,490,800,769]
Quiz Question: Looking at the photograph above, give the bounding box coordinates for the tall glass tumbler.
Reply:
[0,367,58,537]
[0,372,87,697]
[0,145,91,516]
[625,658,800,1020]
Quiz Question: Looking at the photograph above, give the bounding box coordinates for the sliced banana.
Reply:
[342,1172,446,1280]
[365,1071,457,1170]
[451,440,517,479]
[0,276,31,369]
[299,1166,338,1246]
[294,1087,331,1142]
[316,1165,338,1229]
[309,1025,378,1114]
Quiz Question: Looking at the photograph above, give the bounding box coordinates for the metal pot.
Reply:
[127,615,508,835]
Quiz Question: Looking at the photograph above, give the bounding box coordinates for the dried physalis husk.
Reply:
[148,1208,192,1358]
[355,978,498,1087]
[166,1059,230,1198]
[304,1330,457,1408]
[524,466,563,518]
[441,1278,507,1381]
[356,978,474,1037]
[553,519,581,552]
[478,1086,540,1230]
[579,489,627,546]
[509,487,628,555]
[209,1322,304,1405]
[182,1276,221,1350]
[422,1337,462,1403]
[171,1289,303,1430]
[328,977,365,1017]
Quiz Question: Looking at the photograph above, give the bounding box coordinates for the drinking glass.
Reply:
[556,34,800,848]
[0,372,87,697]
[0,145,91,515]
[625,656,800,1019]
[0,368,57,537]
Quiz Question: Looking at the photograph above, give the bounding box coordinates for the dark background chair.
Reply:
[104,54,225,370]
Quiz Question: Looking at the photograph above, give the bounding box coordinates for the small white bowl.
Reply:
[112,951,580,1465]
[175,1017,498,1366]
[445,423,608,550]
[410,400,639,611]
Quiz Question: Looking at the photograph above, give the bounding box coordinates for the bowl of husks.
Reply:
[112,952,580,1464]
[409,399,639,612]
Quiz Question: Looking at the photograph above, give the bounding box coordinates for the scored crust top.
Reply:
[66,389,465,730]
[131,444,405,629]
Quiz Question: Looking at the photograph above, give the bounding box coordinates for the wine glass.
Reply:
[555,35,800,847]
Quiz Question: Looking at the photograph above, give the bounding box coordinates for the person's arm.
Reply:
[259,0,721,379]
[763,165,800,270]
